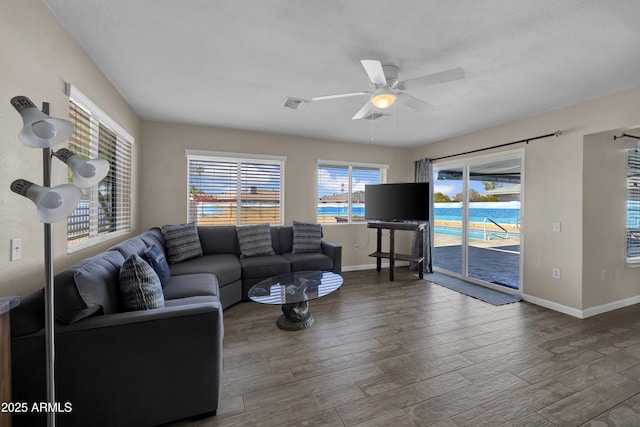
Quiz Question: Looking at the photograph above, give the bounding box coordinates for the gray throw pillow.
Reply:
[161,222,203,263]
[236,223,275,258]
[119,253,165,311]
[292,221,323,253]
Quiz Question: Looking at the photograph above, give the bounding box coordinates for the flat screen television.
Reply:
[365,182,429,222]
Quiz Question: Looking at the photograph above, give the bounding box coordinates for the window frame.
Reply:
[317,160,388,224]
[626,143,640,265]
[185,150,286,226]
[66,84,134,253]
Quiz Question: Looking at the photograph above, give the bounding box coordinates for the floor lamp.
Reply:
[9,96,109,427]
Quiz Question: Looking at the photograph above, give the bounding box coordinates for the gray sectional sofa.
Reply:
[10,224,341,427]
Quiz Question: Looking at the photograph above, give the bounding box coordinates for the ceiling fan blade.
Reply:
[312,91,368,101]
[401,67,465,90]
[360,60,387,86]
[396,92,433,112]
[352,101,373,120]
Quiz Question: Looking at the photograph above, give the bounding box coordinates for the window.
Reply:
[66,84,133,252]
[317,161,387,223]
[186,151,285,226]
[627,145,640,264]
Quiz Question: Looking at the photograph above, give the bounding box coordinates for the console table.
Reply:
[368,222,426,281]
[1,296,20,427]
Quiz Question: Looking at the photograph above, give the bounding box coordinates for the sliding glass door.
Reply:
[433,154,522,291]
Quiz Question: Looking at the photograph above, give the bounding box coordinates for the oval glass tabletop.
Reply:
[248,270,343,305]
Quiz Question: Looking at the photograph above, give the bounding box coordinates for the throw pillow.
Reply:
[161,222,203,263]
[292,221,323,254]
[119,253,165,311]
[236,223,275,258]
[144,244,171,287]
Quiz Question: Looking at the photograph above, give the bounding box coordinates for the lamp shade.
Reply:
[371,89,397,109]
[11,179,81,223]
[54,148,110,188]
[10,96,74,148]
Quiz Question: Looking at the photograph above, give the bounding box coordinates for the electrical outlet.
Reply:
[552,222,561,233]
[552,268,560,279]
[601,270,606,281]
[10,238,22,261]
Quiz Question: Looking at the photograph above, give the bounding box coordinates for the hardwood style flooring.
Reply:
[169,268,640,426]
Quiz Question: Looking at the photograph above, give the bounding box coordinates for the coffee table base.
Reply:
[277,301,315,331]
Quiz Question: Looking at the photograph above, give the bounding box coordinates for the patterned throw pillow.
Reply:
[144,244,171,287]
[161,222,203,263]
[119,253,165,311]
[292,221,323,254]
[236,223,275,258]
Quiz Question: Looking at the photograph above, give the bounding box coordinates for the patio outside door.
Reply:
[432,154,522,291]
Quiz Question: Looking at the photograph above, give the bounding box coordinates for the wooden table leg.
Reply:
[376,228,382,272]
[389,228,395,281]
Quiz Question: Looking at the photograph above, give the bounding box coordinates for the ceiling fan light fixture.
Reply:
[371,89,396,109]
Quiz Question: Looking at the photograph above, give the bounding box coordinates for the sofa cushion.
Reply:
[164,295,221,308]
[162,273,219,300]
[169,253,241,286]
[54,257,99,324]
[140,228,166,255]
[111,237,148,258]
[278,226,294,254]
[239,255,290,279]
[144,244,171,287]
[292,221,323,253]
[73,250,125,317]
[237,223,275,258]
[198,226,240,255]
[282,252,334,272]
[119,253,165,311]
[162,222,203,263]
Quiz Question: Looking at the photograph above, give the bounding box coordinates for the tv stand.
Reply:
[367,221,426,281]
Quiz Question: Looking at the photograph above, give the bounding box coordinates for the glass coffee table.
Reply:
[248,270,343,331]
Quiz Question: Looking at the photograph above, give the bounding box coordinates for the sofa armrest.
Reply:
[321,241,342,274]
[58,301,222,331]
[12,302,223,427]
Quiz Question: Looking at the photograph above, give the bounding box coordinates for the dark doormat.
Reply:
[425,272,521,305]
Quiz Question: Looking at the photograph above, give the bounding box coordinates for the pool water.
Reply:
[435,226,517,240]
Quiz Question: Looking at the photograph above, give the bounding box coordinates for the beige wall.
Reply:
[139,121,414,269]
[412,86,640,315]
[583,128,640,311]
[0,0,142,297]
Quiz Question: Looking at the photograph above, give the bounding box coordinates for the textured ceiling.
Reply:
[43,0,640,148]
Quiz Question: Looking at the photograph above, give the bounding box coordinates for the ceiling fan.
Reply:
[311,60,465,120]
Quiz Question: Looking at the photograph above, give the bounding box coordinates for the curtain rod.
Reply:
[431,131,562,162]
[614,133,640,141]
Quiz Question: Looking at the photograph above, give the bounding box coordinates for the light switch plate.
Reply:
[10,238,22,261]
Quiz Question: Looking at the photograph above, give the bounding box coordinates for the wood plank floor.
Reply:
[169,268,640,426]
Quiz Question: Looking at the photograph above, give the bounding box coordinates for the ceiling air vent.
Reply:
[282,97,310,110]
[363,112,388,120]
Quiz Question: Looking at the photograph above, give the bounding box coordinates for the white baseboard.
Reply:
[521,294,585,318]
[582,295,640,318]
[522,293,640,319]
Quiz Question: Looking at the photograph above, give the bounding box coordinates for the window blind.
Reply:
[187,153,284,226]
[67,86,133,250]
[317,162,386,223]
[627,145,640,263]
